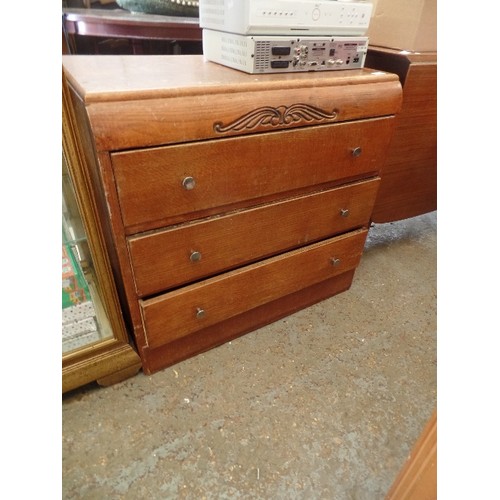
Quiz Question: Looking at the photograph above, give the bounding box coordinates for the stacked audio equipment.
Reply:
[200,0,374,73]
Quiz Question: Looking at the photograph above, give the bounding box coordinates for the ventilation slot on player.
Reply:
[255,42,271,72]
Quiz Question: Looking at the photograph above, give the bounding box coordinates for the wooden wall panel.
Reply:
[367,47,437,222]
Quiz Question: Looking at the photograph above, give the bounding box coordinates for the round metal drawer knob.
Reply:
[190,251,202,262]
[331,258,341,267]
[351,147,362,158]
[340,208,350,218]
[182,176,196,190]
[196,307,206,319]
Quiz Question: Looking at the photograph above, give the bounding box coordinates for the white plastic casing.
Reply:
[199,0,373,36]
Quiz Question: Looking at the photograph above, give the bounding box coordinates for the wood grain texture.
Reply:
[112,118,392,233]
[140,270,356,374]
[366,47,437,222]
[128,179,379,296]
[62,55,400,102]
[141,230,367,348]
[386,409,437,500]
[62,56,402,374]
[62,55,402,151]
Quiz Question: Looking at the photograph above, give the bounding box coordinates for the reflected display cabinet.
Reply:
[62,74,142,393]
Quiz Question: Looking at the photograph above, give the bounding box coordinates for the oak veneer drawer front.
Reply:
[129,179,379,297]
[112,118,394,233]
[141,229,368,349]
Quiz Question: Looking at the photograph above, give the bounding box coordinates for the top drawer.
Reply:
[112,117,395,234]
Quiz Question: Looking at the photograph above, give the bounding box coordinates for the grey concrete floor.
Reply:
[62,211,437,500]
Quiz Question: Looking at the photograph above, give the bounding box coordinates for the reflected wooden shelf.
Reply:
[63,7,202,54]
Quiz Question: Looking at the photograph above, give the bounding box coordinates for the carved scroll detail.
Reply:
[213,104,339,133]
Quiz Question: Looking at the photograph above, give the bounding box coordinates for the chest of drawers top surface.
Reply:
[62,55,402,151]
[62,55,399,102]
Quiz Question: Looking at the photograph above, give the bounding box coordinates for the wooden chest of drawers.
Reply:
[62,55,402,374]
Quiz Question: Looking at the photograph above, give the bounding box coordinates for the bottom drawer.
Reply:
[140,268,356,374]
[141,228,368,349]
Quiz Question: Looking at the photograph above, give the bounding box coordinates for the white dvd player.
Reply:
[203,29,368,74]
[199,0,373,37]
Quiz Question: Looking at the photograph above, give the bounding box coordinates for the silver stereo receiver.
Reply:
[203,29,368,74]
[199,0,373,37]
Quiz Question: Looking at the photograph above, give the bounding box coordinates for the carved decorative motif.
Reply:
[213,103,339,133]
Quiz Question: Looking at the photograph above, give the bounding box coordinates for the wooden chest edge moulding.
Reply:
[62,55,403,151]
[62,55,402,375]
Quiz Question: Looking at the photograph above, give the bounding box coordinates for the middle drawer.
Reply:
[128,178,379,297]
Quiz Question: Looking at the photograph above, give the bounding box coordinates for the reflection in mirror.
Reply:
[62,153,113,354]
